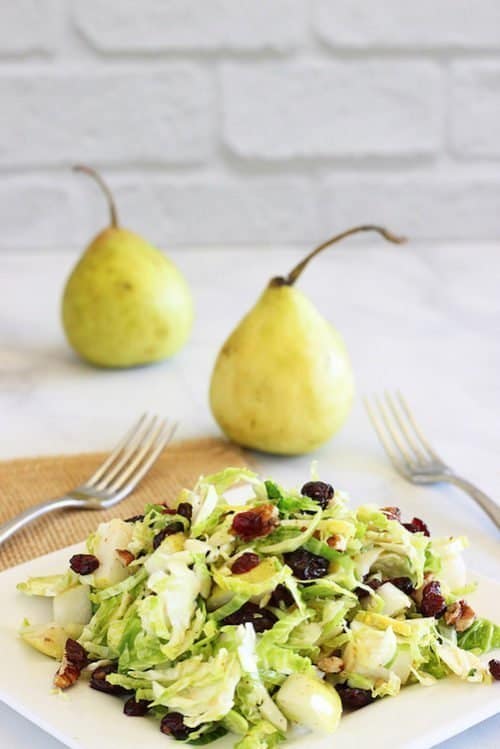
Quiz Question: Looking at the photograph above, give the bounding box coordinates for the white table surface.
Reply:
[0,244,499,747]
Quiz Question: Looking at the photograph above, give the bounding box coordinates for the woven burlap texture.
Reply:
[0,437,248,571]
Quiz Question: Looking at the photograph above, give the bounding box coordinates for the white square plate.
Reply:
[0,544,498,749]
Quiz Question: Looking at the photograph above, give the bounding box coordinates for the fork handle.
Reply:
[0,496,83,548]
[445,475,500,530]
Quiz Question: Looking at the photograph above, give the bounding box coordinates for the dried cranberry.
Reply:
[301,481,334,510]
[336,684,374,710]
[284,548,329,580]
[65,639,88,669]
[355,578,382,599]
[69,553,99,575]
[177,502,193,522]
[162,507,177,515]
[124,697,150,716]
[420,580,446,618]
[160,712,192,740]
[381,506,401,521]
[488,659,500,680]
[231,552,260,575]
[269,584,295,609]
[389,577,414,595]
[231,504,276,542]
[90,664,129,696]
[222,602,277,633]
[403,517,430,536]
[125,514,145,524]
[153,522,185,550]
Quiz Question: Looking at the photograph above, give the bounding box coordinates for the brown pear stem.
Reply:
[73,164,119,228]
[275,224,406,286]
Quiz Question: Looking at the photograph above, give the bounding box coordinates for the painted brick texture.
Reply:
[0,3,499,248]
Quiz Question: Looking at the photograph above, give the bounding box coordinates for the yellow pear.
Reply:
[62,166,193,367]
[210,225,404,455]
[21,622,84,660]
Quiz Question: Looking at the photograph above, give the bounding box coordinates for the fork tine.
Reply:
[110,421,178,494]
[93,414,159,490]
[375,394,417,467]
[363,397,410,477]
[107,417,167,492]
[384,391,427,462]
[85,413,148,486]
[396,391,442,461]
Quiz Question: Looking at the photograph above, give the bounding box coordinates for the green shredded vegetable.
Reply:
[18,469,499,748]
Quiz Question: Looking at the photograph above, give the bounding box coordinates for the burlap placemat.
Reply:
[0,437,249,572]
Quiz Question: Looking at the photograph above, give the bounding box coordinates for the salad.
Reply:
[18,469,500,748]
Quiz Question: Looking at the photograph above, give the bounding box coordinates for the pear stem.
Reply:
[278,225,406,286]
[73,164,119,228]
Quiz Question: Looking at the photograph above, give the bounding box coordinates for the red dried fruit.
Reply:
[160,712,192,740]
[301,481,334,510]
[381,506,401,522]
[124,514,145,524]
[284,548,329,580]
[69,553,99,575]
[403,517,430,536]
[65,638,88,669]
[53,638,88,690]
[162,507,177,515]
[231,504,277,542]
[420,580,446,618]
[153,522,185,550]
[355,578,382,599]
[124,697,150,716]
[269,584,295,609]
[389,577,414,595]
[89,664,129,696]
[335,684,374,710]
[488,659,500,680]
[177,502,193,522]
[231,552,260,575]
[222,602,277,633]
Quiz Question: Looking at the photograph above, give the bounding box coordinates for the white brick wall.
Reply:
[314,0,500,50]
[73,0,305,53]
[1,2,499,249]
[222,62,442,159]
[0,68,214,166]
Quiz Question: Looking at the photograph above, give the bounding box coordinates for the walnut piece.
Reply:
[317,655,344,674]
[54,639,87,690]
[444,600,476,632]
[381,506,401,522]
[115,548,135,566]
[54,660,81,689]
[326,534,347,551]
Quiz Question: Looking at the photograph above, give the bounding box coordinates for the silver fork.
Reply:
[364,392,500,530]
[0,414,178,547]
